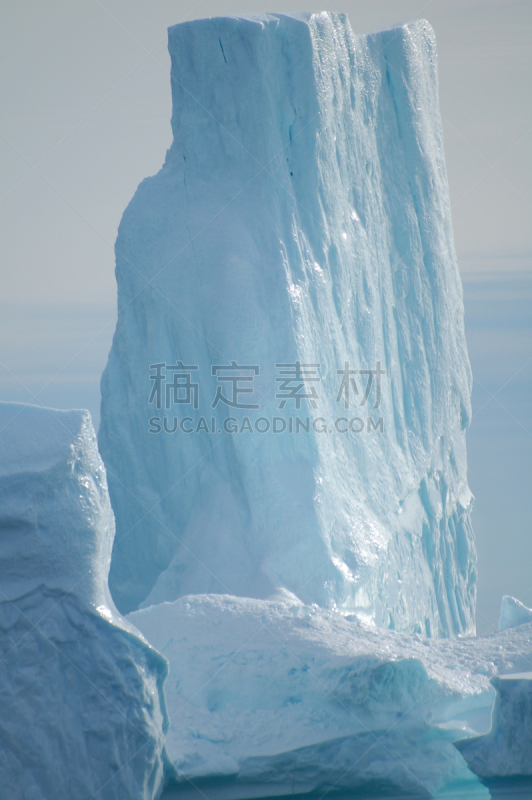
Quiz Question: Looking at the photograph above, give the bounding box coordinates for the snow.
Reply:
[100,12,476,638]
[129,593,532,798]
[0,402,171,800]
[499,595,532,630]
[456,667,532,782]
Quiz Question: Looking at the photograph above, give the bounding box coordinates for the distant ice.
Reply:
[499,595,532,630]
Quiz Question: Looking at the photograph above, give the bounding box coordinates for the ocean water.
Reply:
[160,774,532,800]
[463,270,532,635]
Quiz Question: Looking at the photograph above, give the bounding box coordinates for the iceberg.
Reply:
[100,12,476,637]
[499,595,532,631]
[456,668,532,787]
[0,402,170,800]
[129,593,532,798]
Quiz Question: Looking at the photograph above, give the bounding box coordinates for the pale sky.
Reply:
[1,0,531,633]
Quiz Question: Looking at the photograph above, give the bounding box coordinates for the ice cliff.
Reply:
[100,12,476,636]
[0,403,170,800]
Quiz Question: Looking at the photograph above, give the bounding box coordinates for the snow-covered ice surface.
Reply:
[456,671,532,784]
[0,402,171,800]
[499,595,532,631]
[129,594,532,799]
[100,12,476,638]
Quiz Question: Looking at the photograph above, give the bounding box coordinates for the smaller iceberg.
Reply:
[129,592,532,798]
[499,595,532,631]
[455,672,532,788]
[0,403,171,800]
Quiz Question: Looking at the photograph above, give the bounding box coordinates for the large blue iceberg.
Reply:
[100,12,476,637]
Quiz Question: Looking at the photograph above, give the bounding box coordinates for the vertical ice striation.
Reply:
[100,13,476,635]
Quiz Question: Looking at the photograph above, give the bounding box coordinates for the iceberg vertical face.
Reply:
[456,671,532,781]
[100,13,476,636]
[0,403,169,800]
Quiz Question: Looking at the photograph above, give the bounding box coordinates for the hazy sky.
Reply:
[1,0,530,633]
